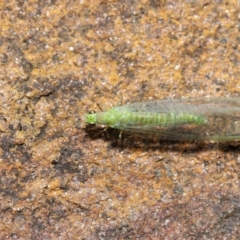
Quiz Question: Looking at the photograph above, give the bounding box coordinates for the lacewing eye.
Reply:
[88,110,96,114]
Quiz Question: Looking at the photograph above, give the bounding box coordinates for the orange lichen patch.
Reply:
[0,119,8,133]
[21,178,48,197]
[31,137,68,163]
[47,178,62,190]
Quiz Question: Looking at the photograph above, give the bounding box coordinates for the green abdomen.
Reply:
[113,111,207,128]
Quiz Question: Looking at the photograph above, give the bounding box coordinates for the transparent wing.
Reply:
[114,97,240,142]
[119,97,240,115]
[119,117,240,142]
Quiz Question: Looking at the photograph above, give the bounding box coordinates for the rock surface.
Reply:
[0,1,239,239]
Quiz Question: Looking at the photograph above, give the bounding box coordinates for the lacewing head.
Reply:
[85,108,123,127]
[85,111,97,124]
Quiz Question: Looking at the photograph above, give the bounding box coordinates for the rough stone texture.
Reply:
[0,0,240,239]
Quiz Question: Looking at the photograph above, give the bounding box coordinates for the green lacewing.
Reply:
[85,97,240,142]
